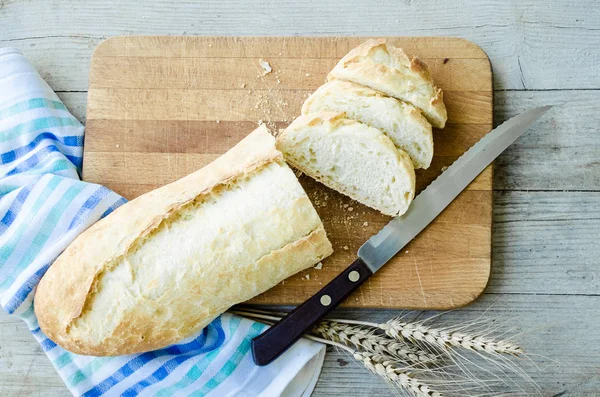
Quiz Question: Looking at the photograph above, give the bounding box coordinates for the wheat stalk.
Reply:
[313,321,437,364]
[285,327,443,397]
[353,351,443,397]
[231,308,537,396]
[379,318,523,356]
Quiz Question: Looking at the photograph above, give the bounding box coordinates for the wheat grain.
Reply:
[353,351,443,397]
[380,318,522,356]
[313,321,437,364]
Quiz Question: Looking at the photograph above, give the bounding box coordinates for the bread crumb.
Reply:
[343,204,349,209]
[279,52,282,56]
[115,144,120,148]
[216,120,220,123]
[305,73,311,77]
[241,83,247,88]
[348,207,353,212]
[314,262,323,270]
[405,250,409,254]
[363,221,368,227]
[208,43,212,47]
[305,274,310,280]
[343,246,349,250]
[259,58,272,75]
[441,166,448,171]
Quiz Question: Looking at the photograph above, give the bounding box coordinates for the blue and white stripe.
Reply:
[0,47,324,396]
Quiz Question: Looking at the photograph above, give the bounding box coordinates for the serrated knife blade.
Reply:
[358,105,552,272]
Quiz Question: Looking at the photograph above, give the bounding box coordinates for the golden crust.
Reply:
[328,39,447,128]
[34,125,332,356]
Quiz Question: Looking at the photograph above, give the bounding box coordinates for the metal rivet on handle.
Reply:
[320,295,332,306]
[348,270,360,282]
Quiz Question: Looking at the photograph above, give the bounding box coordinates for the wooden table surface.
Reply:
[1,1,599,396]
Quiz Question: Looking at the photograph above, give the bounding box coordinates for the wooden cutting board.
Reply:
[83,36,493,309]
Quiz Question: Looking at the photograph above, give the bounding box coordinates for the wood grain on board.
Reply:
[83,36,493,309]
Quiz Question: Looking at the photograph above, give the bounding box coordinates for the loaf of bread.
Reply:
[328,39,447,129]
[302,80,433,169]
[276,112,416,217]
[34,125,333,356]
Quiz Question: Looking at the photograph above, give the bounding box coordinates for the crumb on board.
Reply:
[363,221,368,227]
[216,120,220,123]
[259,58,272,75]
[405,250,409,254]
[305,274,310,280]
[208,43,212,47]
[343,204,349,209]
[343,246,349,250]
[115,144,120,148]
[241,83,247,88]
[314,262,323,270]
[305,73,311,77]
[348,207,353,212]
[441,166,449,171]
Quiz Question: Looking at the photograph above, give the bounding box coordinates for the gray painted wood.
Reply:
[2,295,599,396]
[1,0,599,395]
[1,0,600,91]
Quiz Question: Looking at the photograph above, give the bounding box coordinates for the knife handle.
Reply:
[251,257,373,366]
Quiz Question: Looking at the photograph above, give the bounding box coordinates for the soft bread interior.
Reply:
[277,113,415,216]
[302,80,433,169]
[67,159,328,347]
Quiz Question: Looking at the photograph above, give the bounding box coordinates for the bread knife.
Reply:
[251,106,551,366]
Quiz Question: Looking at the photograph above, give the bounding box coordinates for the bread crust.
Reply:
[328,39,447,129]
[34,125,332,356]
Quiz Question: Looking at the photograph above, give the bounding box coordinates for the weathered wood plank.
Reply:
[2,294,599,396]
[494,90,600,191]
[2,0,599,90]
[492,191,600,295]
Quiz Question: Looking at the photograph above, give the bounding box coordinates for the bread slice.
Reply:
[276,112,415,216]
[34,125,333,356]
[328,39,447,128]
[302,80,433,169]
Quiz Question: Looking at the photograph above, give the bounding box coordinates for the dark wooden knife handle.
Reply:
[251,257,373,366]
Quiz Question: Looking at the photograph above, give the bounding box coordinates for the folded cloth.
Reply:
[0,47,325,397]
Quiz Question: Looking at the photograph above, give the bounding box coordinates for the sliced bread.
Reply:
[302,80,433,169]
[276,112,416,216]
[328,39,447,128]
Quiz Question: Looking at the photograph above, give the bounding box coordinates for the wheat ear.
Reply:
[313,321,437,364]
[354,351,443,397]
[380,318,522,356]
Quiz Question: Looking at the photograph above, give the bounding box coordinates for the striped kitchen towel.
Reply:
[0,47,325,397]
